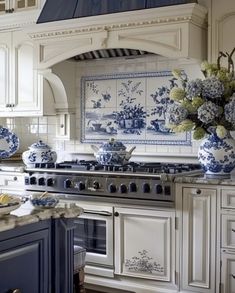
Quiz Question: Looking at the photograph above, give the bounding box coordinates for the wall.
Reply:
[1,55,204,163]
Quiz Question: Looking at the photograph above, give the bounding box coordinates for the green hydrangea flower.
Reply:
[181,100,196,113]
[193,127,206,140]
[177,119,195,132]
[201,61,210,71]
[169,88,185,101]
[191,97,204,109]
[216,125,227,139]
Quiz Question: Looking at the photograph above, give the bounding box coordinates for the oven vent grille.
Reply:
[72,48,152,61]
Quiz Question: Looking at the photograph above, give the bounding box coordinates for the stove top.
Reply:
[28,160,202,175]
[24,160,202,207]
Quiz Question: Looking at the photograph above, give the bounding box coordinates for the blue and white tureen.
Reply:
[91,138,136,165]
[22,140,57,167]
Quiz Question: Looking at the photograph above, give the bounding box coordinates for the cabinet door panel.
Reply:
[0,229,49,293]
[14,38,39,112]
[0,32,11,110]
[182,187,216,293]
[115,207,175,282]
[221,250,235,293]
[221,189,235,209]
[222,214,235,248]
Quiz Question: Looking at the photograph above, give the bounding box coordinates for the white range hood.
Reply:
[28,3,207,67]
[26,3,207,112]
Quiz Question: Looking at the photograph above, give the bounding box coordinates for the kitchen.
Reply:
[0,0,234,292]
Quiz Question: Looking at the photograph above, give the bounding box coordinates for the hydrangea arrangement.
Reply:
[165,48,235,140]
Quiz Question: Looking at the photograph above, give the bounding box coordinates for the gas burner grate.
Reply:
[30,160,202,174]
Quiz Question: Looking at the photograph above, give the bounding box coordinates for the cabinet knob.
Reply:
[114,212,119,217]
[231,274,235,279]
[196,189,201,195]
[8,289,22,293]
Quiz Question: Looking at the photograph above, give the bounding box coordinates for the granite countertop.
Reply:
[175,174,235,185]
[0,201,83,233]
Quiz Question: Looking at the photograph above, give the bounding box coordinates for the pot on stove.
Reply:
[22,140,57,166]
[91,138,136,165]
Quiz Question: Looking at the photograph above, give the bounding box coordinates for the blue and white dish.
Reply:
[22,140,57,167]
[30,195,59,209]
[0,127,19,159]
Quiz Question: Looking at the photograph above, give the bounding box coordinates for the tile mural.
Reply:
[80,71,191,145]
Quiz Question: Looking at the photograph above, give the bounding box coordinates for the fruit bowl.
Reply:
[0,194,21,216]
[30,192,59,209]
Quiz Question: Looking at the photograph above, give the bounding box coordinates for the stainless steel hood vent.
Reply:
[72,48,150,61]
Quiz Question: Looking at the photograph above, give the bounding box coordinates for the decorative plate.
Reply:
[0,201,21,216]
[0,127,20,159]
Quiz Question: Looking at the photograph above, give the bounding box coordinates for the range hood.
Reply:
[37,0,197,24]
[26,2,207,112]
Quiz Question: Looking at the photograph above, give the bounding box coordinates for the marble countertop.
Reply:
[0,201,83,233]
[175,174,235,185]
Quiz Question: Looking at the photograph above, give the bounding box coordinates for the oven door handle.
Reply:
[83,209,113,217]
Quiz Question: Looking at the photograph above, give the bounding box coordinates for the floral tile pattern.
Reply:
[81,71,191,145]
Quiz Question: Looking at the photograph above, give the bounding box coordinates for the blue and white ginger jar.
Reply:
[22,140,57,167]
[198,131,235,178]
[91,138,136,165]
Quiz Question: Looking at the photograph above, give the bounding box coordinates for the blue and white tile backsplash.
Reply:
[0,55,204,162]
[81,71,191,145]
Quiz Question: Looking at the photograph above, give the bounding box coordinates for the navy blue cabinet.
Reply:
[0,218,75,293]
[0,228,49,293]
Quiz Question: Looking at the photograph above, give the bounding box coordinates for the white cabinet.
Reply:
[0,30,55,116]
[181,187,217,293]
[220,188,235,293]
[114,207,175,282]
[211,0,235,62]
[0,0,38,14]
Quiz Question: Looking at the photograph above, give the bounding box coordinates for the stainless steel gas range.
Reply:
[24,160,202,274]
[24,160,202,207]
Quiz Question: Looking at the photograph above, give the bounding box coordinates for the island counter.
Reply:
[0,202,83,293]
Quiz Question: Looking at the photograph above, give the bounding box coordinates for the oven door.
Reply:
[71,202,114,267]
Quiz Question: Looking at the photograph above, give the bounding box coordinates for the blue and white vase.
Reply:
[198,131,235,178]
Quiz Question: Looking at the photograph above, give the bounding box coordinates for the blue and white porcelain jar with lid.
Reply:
[22,140,57,167]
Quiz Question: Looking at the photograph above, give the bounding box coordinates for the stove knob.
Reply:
[108,184,117,193]
[30,176,37,185]
[155,184,163,194]
[77,181,85,191]
[93,181,100,190]
[64,179,73,189]
[120,184,127,193]
[38,177,45,186]
[164,185,171,196]
[129,182,137,192]
[47,178,54,187]
[142,182,150,193]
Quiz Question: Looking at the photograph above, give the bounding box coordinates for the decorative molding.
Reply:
[27,3,207,41]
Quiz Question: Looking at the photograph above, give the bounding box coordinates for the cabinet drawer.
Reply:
[221,189,235,209]
[0,173,24,189]
[222,215,235,248]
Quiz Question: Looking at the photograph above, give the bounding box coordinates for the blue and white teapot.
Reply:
[22,140,57,166]
[91,138,136,165]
